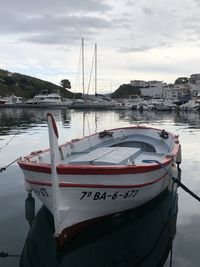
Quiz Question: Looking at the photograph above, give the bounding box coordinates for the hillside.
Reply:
[0,69,144,100]
[0,69,74,99]
[111,84,141,98]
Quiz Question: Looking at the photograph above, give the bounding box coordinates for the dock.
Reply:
[0,103,117,110]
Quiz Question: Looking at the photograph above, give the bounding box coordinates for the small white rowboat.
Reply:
[18,113,181,245]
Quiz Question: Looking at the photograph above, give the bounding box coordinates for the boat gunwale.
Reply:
[18,155,173,175]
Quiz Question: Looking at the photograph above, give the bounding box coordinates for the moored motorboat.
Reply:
[18,113,181,245]
[26,92,62,105]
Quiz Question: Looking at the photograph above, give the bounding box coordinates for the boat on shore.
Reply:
[18,113,181,246]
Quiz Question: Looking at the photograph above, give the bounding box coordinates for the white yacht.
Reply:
[3,95,23,104]
[179,100,200,111]
[152,99,177,111]
[27,92,62,105]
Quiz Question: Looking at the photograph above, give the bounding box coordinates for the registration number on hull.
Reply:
[33,188,139,201]
[80,190,139,200]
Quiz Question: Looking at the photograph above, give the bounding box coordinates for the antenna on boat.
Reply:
[47,113,61,236]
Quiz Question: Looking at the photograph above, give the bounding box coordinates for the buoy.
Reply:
[168,163,178,193]
[176,145,182,166]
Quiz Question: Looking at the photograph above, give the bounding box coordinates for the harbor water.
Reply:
[0,108,200,266]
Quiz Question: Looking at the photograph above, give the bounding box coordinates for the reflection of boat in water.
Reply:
[20,185,179,267]
[0,108,71,136]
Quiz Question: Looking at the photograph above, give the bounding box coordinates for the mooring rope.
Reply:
[0,158,19,173]
[170,245,173,267]
[0,130,21,173]
[0,130,21,153]
[142,159,200,202]
[0,252,20,258]
[172,177,200,202]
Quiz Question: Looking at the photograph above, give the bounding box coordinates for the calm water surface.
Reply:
[0,108,200,267]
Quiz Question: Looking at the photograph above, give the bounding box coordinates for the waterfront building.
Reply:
[140,81,166,98]
[164,84,191,103]
[130,80,166,98]
[188,73,200,84]
[188,74,200,96]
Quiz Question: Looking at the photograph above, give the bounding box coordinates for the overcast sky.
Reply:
[1,0,200,93]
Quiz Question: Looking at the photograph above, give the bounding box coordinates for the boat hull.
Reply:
[23,164,173,239]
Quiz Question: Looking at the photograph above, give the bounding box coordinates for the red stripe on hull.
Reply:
[25,172,168,189]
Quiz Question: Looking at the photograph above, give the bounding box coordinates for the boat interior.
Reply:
[59,131,172,166]
[30,129,174,166]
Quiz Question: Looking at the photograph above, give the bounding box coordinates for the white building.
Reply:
[188,84,200,96]
[140,81,166,98]
[164,84,191,101]
[189,74,200,84]
[129,73,200,100]
[188,74,200,96]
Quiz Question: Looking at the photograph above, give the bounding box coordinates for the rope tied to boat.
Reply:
[0,130,21,153]
[0,252,20,258]
[0,158,19,173]
[142,159,200,202]
[0,130,21,172]
[171,177,200,202]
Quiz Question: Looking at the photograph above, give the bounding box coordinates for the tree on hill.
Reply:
[60,79,71,89]
[111,84,141,99]
[60,79,74,99]
[4,76,16,85]
[175,77,188,84]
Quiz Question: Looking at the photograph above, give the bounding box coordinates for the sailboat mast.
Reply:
[95,43,97,96]
[81,38,85,97]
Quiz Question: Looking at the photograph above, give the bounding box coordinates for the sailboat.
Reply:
[72,39,115,110]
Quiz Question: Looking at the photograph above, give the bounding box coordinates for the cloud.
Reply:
[0,0,112,14]
[125,1,135,7]
[0,13,112,45]
[0,0,112,45]
[142,7,154,15]
[118,44,155,52]
[1,0,200,87]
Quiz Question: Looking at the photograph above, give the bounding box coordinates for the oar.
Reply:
[47,113,61,236]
